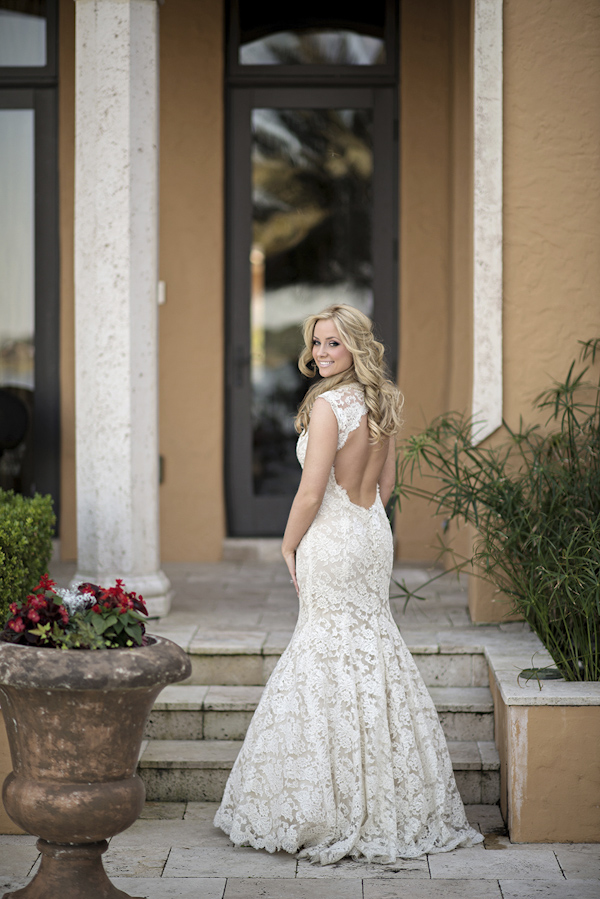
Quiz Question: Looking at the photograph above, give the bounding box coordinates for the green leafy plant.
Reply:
[2,574,148,650]
[0,490,55,624]
[391,339,600,682]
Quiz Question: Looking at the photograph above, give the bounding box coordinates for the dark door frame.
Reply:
[225,85,397,536]
[0,0,60,514]
[0,88,60,513]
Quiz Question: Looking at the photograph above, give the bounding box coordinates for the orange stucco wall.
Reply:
[494,692,600,842]
[157,0,226,560]
[503,0,600,425]
[492,664,600,842]
[397,0,473,561]
[514,705,600,842]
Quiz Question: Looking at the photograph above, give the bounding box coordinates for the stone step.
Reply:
[145,684,495,744]
[181,632,490,688]
[138,738,500,806]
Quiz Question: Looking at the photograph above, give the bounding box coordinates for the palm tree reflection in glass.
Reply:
[250,105,374,496]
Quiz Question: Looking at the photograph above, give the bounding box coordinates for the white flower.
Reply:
[55,587,93,615]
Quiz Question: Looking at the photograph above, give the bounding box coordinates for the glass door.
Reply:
[226,87,396,535]
[0,103,35,494]
[0,89,59,505]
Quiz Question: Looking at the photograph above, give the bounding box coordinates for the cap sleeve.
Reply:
[317,386,367,450]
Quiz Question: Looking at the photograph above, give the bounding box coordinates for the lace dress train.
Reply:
[214,385,483,864]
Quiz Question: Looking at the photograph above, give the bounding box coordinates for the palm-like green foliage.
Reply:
[391,340,600,681]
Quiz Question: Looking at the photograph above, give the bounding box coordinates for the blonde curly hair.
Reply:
[295,304,404,443]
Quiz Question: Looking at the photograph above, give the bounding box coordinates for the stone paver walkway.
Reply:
[0,558,598,898]
[2,800,599,898]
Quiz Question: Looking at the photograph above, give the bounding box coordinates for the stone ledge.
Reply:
[485,643,600,707]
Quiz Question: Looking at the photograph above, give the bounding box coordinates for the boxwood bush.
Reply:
[0,490,55,625]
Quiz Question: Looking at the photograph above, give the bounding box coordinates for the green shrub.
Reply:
[0,490,55,625]
[392,339,600,682]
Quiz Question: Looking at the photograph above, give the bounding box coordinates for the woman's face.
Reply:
[312,319,354,378]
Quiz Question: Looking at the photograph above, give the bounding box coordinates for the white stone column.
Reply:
[472,0,503,442]
[73,0,171,616]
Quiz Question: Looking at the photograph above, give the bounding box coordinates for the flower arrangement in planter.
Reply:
[391,339,600,683]
[2,574,148,650]
[0,574,191,899]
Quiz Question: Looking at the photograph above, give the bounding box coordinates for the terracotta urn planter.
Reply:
[0,635,191,899]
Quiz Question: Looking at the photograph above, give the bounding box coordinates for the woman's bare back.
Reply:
[333,415,391,508]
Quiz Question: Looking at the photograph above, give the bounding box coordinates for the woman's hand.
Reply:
[282,546,299,595]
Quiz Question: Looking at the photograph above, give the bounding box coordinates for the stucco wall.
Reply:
[397,0,472,560]
[494,692,600,842]
[158,0,225,560]
[503,0,600,422]
[491,657,600,842]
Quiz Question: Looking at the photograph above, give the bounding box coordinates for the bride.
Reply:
[214,304,483,864]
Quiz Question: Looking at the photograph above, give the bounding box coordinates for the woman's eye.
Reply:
[329,342,339,347]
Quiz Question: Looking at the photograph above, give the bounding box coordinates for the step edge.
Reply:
[139,739,500,772]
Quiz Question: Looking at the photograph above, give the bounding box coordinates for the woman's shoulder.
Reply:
[314,383,366,448]
[318,382,365,406]
[315,383,366,424]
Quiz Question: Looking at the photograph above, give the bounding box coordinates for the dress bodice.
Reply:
[297,383,367,467]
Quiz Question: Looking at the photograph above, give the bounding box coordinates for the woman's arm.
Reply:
[378,436,397,507]
[282,398,338,591]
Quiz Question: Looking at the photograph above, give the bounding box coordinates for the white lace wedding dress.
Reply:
[214,384,483,864]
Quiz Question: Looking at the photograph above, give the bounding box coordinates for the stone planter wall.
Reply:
[486,643,600,843]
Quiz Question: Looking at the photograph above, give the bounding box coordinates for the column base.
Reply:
[70,569,172,618]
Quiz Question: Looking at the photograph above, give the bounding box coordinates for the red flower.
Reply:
[37,573,56,593]
[9,618,25,633]
[27,610,40,623]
